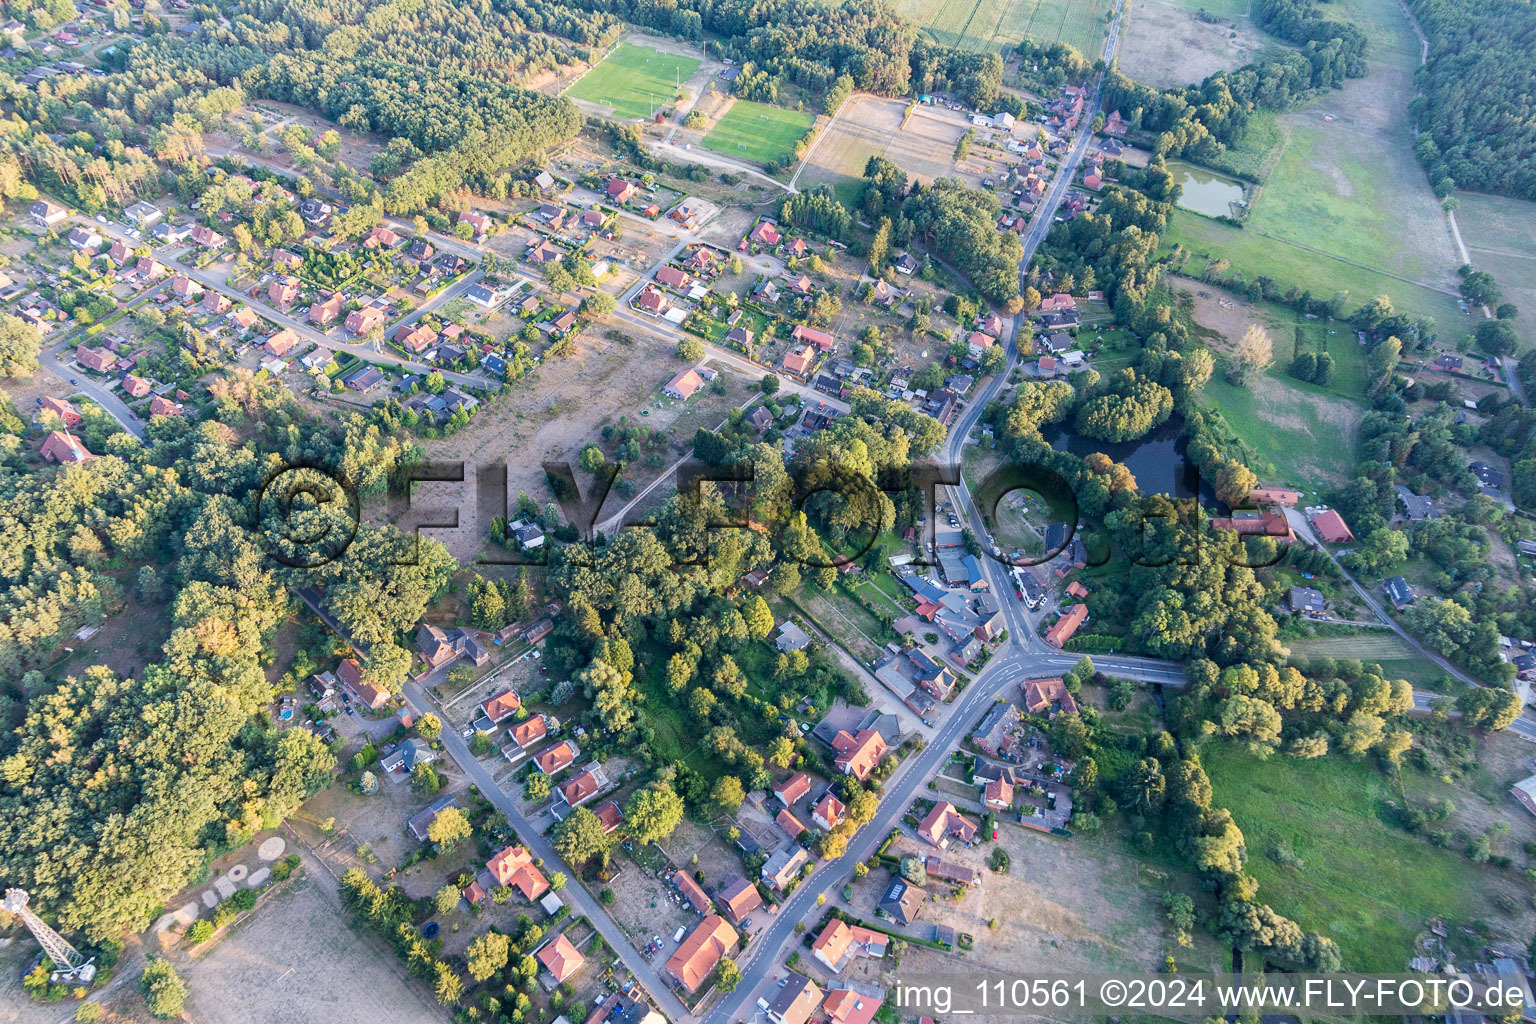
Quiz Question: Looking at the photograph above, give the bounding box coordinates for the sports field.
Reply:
[890,0,1111,54]
[563,42,701,120]
[1453,192,1536,353]
[701,99,814,166]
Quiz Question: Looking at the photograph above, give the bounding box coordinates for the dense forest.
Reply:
[0,380,439,942]
[1407,0,1536,201]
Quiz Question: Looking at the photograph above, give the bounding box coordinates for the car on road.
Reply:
[95,215,108,224]
[69,378,79,385]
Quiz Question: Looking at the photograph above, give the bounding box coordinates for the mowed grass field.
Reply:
[1453,192,1536,353]
[1165,0,1462,327]
[1199,369,1363,486]
[889,0,1111,54]
[564,42,700,120]
[701,99,813,166]
[1202,743,1522,971]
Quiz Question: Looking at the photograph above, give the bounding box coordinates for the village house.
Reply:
[345,304,386,336]
[554,765,608,813]
[916,801,978,848]
[777,808,808,839]
[716,876,762,923]
[812,793,844,831]
[406,794,459,842]
[1310,508,1355,543]
[536,739,580,774]
[263,329,301,357]
[337,658,390,709]
[76,345,117,373]
[970,700,1021,757]
[191,224,226,249]
[760,844,810,891]
[823,989,883,1024]
[268,276,300,307]
[415,623,490,672]
[605,177,640,204]
[665,915,737,994]
[876,878,923,925]
[149,395,183,418]
[791,324,835,351]
[31,199,68,228]
[673,870,712,915]
[749,220,781,248]
[537,934,585,985]
[782,343,816,376]
[395,322,437,353]
[309,292,344,325]
[831,729,886,780]
[203,290,231,315]
[1045,604,1088,647]
[378,738,436,775]
[634,284,671,317]
[122,374,152,398]
[486,844,549,900]
[810,919,888,973]
[40,431,94,464]
[34,396,81,427]
[1022,676,1080,717]
[763,974,822,1024]
[773,772,813,807]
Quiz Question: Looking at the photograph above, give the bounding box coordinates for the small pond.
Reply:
[1167,160,1247,218]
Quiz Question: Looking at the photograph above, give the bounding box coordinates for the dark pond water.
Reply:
[1041,415,1214,503]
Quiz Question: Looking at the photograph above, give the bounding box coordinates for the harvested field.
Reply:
[889,0,1111,54]
[797,96,973,200]
[1117,0,1276,89]
[829,827,1228,1011]
[180,857,443,1024]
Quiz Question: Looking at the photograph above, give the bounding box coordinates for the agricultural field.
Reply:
[1164,0,1463,328]
[889,0,1112,54]
[563,42,701,120]
[796,96,975,206]
[1198,370,1364,487]
[179,861,443,1024]
[700,99,813,166]
[1202,743,1536,972]
[1117,0,1276,90]
[1452,192,1536,352]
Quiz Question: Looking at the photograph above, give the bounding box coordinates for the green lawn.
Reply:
[563,42,701,120]
[702,101,814,166]
[1163,0,1463,328]
[889,0,1112,53]
[1202,743,1510,971]
[1453,192,1536,353]
[1166,213,1461,328]
[1198,369,1363,487]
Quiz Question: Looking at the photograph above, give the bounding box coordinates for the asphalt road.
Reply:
[702,21,1132,1021]
[400,680,697,1024]
[37,274,173,440]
